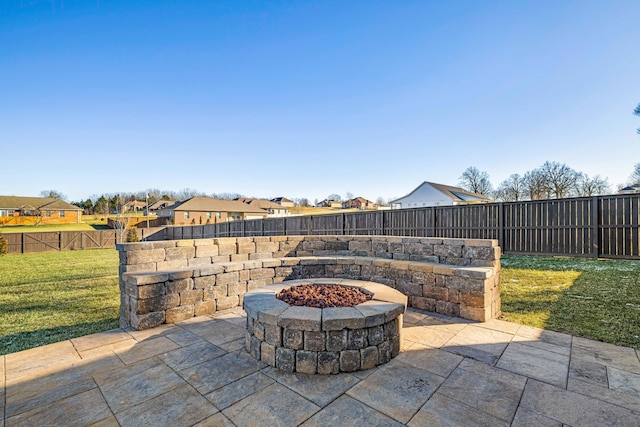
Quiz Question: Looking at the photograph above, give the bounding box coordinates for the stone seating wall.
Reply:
[116,235,501,330]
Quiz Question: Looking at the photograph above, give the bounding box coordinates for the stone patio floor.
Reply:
[2,307,640,426]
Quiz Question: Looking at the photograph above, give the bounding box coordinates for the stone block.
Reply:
[423,285,448,301]
[262,259,282,268]
[326,329,348,351]
[322,307,365,331]
[217,243,237,255]
[217,295,239,310]
[199,265,225,276]
[253,320,265,340]
[462,246,495,260]
[251,268,276,280]
[265,324,282,346]
[133,294,180,314]
[250,335,261,361]
[192,276,215,291]
[166,305,194,323]
[239,270,250,282]
[127,249,166,265]
[317,351,340,375]
[278,306,322,331]
[230,253,249,262]
[410,296,436,312]
[165,246,195,261]
[131,311,165,330]
[249,252,273,260]
[181,289,203,306]
[261,342,276,366]
[304,330,325,351]
[217,272,239,286]
[283,328,304,349]
[195,300,216,316]
[459,305,492,322]
[368,325,384,346]
[296,350,318,374]
[395,279,422,297]
[383,319,399,339]
[347,328,368,350]
[212,255,231,263]
[276,347,296,372]
[339,350,361,372]
[196,245,219,258]
[256,242,279,253]
[378,341,392,364]
[237,242,256,254]
[361,346,379,370]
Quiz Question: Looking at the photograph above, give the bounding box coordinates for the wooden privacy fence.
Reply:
[3,230,119,254]
[164,194,640,259]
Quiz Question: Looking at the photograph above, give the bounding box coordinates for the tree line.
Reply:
[458,161,640,202]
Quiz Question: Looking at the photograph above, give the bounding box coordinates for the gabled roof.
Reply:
[390,182,492,204]
[236,198,287,210]
[149,200,175,210]
[124,200,146,208]
[0,196,82,211]
[157,196,267,214]
[270,197,293,203]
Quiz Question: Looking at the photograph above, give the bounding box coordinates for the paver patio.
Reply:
[2,307,639,426]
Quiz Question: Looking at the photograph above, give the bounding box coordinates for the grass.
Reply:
[0,249,120,355]
[1,250,638,355]
[500,255,640,349]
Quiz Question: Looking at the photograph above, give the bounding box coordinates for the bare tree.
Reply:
[576,174,610,196]
[523,169,548,200]
[459,167,493,196]
[344,192,354,201]
[112,211,133,243]
[326,194,342,201]
[495,174,527,201]
[634,103,640,134]
[375,196,388,206]
[176,188,206,201]
[537,161,579,199]
[627,163,640,186]
[40,190,66,200]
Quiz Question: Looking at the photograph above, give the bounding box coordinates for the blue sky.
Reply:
[2,0,639,203]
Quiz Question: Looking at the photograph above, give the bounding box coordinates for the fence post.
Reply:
[498,203,504,250]
[21,232,25,254]
[591,196,599,258]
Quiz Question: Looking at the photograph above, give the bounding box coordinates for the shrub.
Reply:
[0,234,7,255]
[126,228,140,242]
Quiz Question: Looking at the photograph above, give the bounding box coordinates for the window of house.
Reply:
[184,211,190,219]
[60,211,65,218]
[206,212,211,220]
[216,212,221,219]
[0,210,5,216]
[44,211,51,217]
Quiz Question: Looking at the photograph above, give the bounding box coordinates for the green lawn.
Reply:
[500,255,640,349]
[0,249,120,355]
[1,250,638,355]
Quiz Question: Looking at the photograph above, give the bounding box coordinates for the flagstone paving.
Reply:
[2,307,639,426]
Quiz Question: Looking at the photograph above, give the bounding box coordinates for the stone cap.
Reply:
[243,279,407,332]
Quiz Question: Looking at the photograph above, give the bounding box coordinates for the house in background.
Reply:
[0,196,83,225]
[122,200,146,213]
[390,182,493,209]
[155,196,268,225]
[145,199,175,215]
[317,198,342,208]
[270,197,295,208]
[619,186,640,195]
[342,197,375,210]
[236,198,290,217]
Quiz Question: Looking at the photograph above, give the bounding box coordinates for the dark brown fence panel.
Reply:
[434,204,500,240]
[599,195,640,258]
[4,230,118,254]
[344,211,383,235]
[228,221,245,237]
[262,218,286,236]
[283,217,310,235]
[383,208,432,236]
[312,214,344,235]
[244,219,264,236]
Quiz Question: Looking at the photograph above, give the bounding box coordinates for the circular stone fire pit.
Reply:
[242,279,407,374]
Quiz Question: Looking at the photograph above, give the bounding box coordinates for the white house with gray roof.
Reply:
[390,182,492,209]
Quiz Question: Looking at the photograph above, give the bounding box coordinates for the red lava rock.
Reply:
[276,284,372,308]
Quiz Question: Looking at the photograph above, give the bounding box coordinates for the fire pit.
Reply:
[243,279,407,374]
